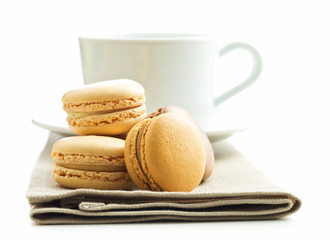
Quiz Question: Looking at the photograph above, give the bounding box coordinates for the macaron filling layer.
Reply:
[128,119,162,191]
[63,96,145,113]
[67,106,144,119]
[67,104,146,127]
[52,152,126,172]
[136,120,163,191]
[53,166,131,182]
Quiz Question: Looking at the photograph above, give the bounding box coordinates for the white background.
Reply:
[1,0,329,239]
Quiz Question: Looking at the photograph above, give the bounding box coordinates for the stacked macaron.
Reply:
[51,79,214,192]
[62,79,146,136]
[52,136,134,190]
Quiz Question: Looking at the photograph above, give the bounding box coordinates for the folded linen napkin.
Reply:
[27,132,301,224]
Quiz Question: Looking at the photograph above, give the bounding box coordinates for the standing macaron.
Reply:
[62,79,147,136]
[149,105,214,181]
[51,135,135,190]
[124,113,205,192]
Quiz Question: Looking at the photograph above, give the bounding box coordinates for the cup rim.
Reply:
[79,33,216,42]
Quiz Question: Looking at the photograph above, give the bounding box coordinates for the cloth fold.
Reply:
[27,132,301,224]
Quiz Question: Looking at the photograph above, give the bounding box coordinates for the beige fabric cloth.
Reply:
[27,132,301,224]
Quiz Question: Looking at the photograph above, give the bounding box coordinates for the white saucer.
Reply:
[32,109,249,143]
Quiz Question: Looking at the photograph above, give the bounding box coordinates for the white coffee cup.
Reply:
[79,34,262,128]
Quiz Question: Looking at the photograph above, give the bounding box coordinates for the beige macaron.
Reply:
[62,79,147,136]
[148,105,214,181]
[124,113,205,192]
[51,135,135,190]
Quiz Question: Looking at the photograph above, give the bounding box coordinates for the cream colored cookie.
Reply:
[124,113,205,192]
[148,105,214,181]
[51,135,135,190]
[62,79,147,136]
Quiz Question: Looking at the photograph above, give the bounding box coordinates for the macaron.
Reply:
[62,79,147,136]
[124,113,205,192]
[149,105,214,181]
[51,135,135,190]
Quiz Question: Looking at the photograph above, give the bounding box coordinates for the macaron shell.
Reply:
[67,104,146,127]
[52,135,125,156]
[68,111,147,136]
[144,113,205,192]
[62,79,145,105]
[53,166,134,190]
[150,105,214,181]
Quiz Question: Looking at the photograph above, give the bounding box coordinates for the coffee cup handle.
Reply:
[213,42,262,106]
